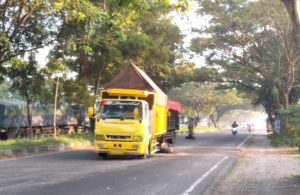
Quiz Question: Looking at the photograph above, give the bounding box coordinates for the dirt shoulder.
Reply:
[213,134,300,195]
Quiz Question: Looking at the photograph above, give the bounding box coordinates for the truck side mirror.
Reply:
[134,107,139,117]
[88,107,94,117]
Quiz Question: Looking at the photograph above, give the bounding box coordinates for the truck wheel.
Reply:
[98,153,108,159]
[140,140,150,159]
[140,153,148,159]
[167,146,174,153]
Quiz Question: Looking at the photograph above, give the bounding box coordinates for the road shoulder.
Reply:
[0,141,92,159]
[212,134,300,195]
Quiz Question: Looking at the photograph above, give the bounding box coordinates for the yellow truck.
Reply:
[89,64,181,158]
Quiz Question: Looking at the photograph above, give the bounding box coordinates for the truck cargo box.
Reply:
[104,63,167,108]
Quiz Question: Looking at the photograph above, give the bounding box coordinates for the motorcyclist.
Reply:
[231,121,238,136]
[231,121,239,128]
[247,123,251,132]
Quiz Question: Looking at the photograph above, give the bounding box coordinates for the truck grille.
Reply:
[106,134,131,141]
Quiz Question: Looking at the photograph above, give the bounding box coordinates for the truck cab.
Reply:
[93,93,154,158]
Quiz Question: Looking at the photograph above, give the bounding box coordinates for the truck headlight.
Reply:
[95,134,105,141]
[132,136,143,142]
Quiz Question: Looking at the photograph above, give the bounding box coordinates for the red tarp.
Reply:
[167,100,181,113]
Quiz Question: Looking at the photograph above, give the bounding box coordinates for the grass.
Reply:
[291,175,300,179]
[176,126,227,133]
[288,151,300,158]
[247,140,255,147]
[0,132,94,150]
[267,133,299,147]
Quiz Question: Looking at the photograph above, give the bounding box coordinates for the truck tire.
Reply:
[140,140,150,159]
[98,153,108,159]
[167,146,174,153]
[140,153,148,159]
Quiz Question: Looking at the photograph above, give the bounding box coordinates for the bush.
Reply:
[268,133,299,147]
[279,104,300,132]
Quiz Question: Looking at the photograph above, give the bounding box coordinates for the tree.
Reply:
[0,0,94,68]
[45,60,65,138]
[280,0,300,47]
[50,0,190,108]
[168,82,241,124]
[209,99,259,127]
[0,1,51,67]
[192,0,300,110]
[0,79,22,100]
[7,55,45,137]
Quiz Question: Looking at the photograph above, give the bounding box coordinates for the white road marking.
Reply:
[237,135,252,149]
[182,156,229,195]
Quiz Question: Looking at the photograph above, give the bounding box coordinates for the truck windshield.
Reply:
[100,100,143,120]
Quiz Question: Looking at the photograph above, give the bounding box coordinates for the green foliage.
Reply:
[0,79,22,100]
[61,78,95,109]
[192,0,300,112]
[0,1,55,66]
[7,56,45,105]
[0,0,191,112]
[168,82,242,118]
[268,133,299,147]
[279,105,300,133]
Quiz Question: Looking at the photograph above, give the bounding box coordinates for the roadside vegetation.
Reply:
[0,132,93,150]
[268,105,300,148]
[268,133,299,147]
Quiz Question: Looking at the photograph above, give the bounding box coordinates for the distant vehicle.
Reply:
[0,100,88,140]
[232,127,238,136]
[89,64,181,158]
[231,121,238,136]
[247,124,252,132]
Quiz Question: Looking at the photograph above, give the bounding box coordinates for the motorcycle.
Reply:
[232,127,238,136]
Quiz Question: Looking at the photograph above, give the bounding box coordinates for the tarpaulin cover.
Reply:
[0,100,77,128]
[104,63,168,107]
[167,100,181,113]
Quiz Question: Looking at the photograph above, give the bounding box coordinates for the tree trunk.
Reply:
[283,93,289,108]
[194,109,198,126]
[26,102,33,137]
[209,115,217,128]
[79,51,87,77]
[215,114,223,128]
[53,77,59,138]
[94,75,102,97]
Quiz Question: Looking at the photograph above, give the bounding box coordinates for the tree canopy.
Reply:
[191,0,300,117]
[168,82,242,125]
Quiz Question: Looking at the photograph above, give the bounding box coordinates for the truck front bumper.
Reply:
[94,141,145,156]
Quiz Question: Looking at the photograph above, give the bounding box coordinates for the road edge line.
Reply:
[237,135,252,149]
[182,156,229,195]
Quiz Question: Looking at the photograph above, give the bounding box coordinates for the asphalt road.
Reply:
[0,130,253,195]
